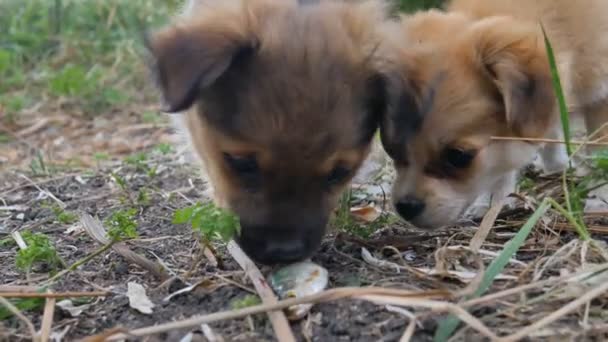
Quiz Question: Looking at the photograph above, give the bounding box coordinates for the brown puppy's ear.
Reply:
[145,24,255,113]
[472,17,555,138]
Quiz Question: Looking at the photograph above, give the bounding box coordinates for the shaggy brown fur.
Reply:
[146,0,396,264]
[378,0,608,228]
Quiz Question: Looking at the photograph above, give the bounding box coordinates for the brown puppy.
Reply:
[379,0,608,228]
[145,0,396,264]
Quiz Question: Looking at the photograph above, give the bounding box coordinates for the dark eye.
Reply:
[443,148,476,169]
[223,153,259,174]
[326,166,351,186]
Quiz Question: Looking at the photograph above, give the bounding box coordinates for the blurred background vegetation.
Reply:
[0,0,444,129]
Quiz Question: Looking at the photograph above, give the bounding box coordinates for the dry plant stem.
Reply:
[0,296,38,342]
[0,291,108,298]
[18,174,66,208]
[470,199,505,252]
[546,198,590,241]
[498,280,608,342]
[490,136,608,146]
[360,295,498,340]
[226,240,296,342]
[112,242,170,280]
[399,318,417,342]
[80,214,170,280]
[39,293,56,342]
[100,287,451,341]
[43,242,114,286]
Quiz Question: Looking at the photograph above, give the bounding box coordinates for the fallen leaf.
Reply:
[57,299,91,317]
[127,282,155,314]
[350,205,381,223]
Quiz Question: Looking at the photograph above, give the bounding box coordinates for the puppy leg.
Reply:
[540,120,571,174]
[490,170,518,208]
[464,171,518,220]
[583,101,608,212]
[583,101,608,155]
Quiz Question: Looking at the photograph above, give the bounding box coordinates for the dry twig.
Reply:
[39,291,56,342]
[92,287,451,341]
[226,240,296,342]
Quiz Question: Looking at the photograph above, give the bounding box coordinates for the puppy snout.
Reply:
[236,224,323,265]
[395,195,426,221]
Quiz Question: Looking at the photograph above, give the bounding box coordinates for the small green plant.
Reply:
[137,188,151,206]
[0,236,16,247]
[173,202,240,242]
[111,172,128,191]
[29,150,49,176]
[52,206,77,225]
[93,152,109,162]
[124,152,157,176]
[142,111,163,124]
[124,152,148,170]
[104,209,138,241]
[0,133,11,143]
[518,176,535,192]
[231,295,261,310]
[15,231,63,273]
[156,143,173,155]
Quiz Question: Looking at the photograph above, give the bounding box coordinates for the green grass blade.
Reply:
[434,199,551,341]
[541,25,572,159]
[541,24,589,234]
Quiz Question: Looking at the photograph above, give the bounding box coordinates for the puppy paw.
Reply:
[541,149,570,175]
[539,138,575,175]
[584,183,608,212]
[463,201,491,220]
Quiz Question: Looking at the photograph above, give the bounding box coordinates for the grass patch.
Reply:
[0,0,179,120]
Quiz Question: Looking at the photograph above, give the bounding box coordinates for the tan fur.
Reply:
[380,0,608,228]
[146,0,392,263]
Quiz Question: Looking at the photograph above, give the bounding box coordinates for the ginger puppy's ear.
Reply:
[378,72,423,164]
[471,17,555,138]
[145,22,255,113]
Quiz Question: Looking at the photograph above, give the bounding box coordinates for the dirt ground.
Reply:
[2,115,608,341]
[0,138,445,341]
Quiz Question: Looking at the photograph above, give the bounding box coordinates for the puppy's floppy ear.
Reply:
[145,22,256,113]
[377,70,423,163]
[472,17,555,138]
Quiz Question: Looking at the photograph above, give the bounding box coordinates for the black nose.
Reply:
[395,195,425,220]
[236,225,322,265]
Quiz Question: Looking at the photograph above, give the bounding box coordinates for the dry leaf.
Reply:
[127,282,155,314]
[57,299,91,317]
[350,205,381,223]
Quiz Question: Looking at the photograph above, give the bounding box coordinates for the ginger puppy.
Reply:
[380,0,608,229]
[146,0,395,264]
